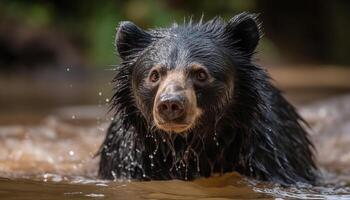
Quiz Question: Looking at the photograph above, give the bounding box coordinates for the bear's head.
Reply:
[114,13,261,134]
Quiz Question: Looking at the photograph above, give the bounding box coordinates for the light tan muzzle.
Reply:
[153,70,202,133]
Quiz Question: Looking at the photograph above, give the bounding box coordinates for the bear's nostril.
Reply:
[171,104,179,112]
[157,97,185,121]
[159,104,169,112]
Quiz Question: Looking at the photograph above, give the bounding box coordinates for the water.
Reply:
[0,95,350,199]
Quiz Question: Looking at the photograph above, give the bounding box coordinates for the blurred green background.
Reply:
[0,0,350,123]
[1,0,350,69]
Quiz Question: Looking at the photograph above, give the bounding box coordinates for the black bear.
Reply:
[98,12,317,185]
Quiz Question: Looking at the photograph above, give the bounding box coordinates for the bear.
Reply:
[98,12,318,185]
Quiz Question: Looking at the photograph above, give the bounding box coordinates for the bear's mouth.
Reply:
[156,122,191,133]
[153,110,201,134]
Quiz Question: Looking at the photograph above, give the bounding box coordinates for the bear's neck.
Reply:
[133,113,243,180]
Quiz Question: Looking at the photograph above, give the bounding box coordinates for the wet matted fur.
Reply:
[98,12,318,185]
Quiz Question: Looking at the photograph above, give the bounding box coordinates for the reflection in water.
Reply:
[0,95,350,199]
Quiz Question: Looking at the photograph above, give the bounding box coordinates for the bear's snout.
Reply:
[157,93,186,121]
[152,71,201,133]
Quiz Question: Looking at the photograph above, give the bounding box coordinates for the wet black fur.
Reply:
[99,12,317,185]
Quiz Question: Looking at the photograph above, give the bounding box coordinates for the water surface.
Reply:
[0,95,350,199]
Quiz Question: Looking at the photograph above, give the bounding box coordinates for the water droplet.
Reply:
[148,155,154,159]
[111,171,117,181]
[98,92,102,96]
[71,115,76,119]
[66,67,70,72]
[105,98,110,103]
[69,150,75,156]
[249,166,253,173]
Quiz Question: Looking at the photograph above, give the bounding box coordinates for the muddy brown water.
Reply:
[0,95,350,199]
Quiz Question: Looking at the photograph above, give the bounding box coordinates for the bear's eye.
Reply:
[149,69,160,83]
[195,69,208,82]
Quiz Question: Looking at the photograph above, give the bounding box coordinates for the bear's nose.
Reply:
[157,94,185,121]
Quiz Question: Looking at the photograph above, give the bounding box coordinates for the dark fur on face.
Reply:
[98,12,318,185]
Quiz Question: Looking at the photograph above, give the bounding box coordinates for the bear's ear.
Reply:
[116,21,152,60]
[225,12,261,55]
